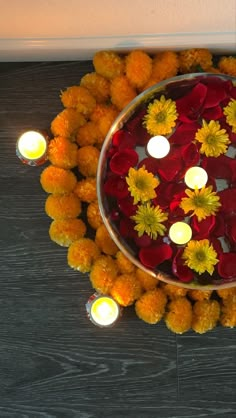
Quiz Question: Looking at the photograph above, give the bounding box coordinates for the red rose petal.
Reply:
[118,195,137,216]
[181,142,200,169]
[169,122,200,145]
[176,83,207,122]
[225,214,236,244]
[218,252,236,279]
[112,129,136,149]
[203,78,228,108]
[104,175,129,199]
[172,248,194,282]
[202,105,223,120]
[119,217,135,238]
[218,188,236,212]
[201,155,232,181]
[138,157,159,175]
[191,215,216,239]
[139,244,173,269]
[134,234,154,248]
[109,149,139,175]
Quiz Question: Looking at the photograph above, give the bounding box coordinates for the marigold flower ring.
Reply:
[97,72,236,290]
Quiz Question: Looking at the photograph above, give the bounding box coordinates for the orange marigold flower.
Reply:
[188,289,213,301]
[67,238,100,272]
[162,283,188,299]
[165,297,192,334]
[93,50,125,80]
[220,295,236,328]
[87,200,103,230]
[125,50,153,89]
[95,224,119,256]
[48,136,78,169]
[218,56,236,76]
[76,121,103,147]
[90,255,119,294]
[151,51,179,82]
[60,85,96,116]
[135,288,167,324]
[110,75,137,111]
[49,218,86,247]
[191,299,220,334]
[74,177,97,203]
[111,273,143,307]
[77,145,100,177]
[51,108,86,141]
[40,165,77,194]
[135,268,158,291]
[216,287,236,300]
[90,103,119,138]
[45,193,81,220]
[116,251,136,274]
[178,48,213,73]
[80,72,110,103]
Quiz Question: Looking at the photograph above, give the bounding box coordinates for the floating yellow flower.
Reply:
[195,119,230,157]
[126,166,159,204]
[143,95,178,136]
[182,239,218,275]
[223,99,236,133]
[180,186,221,221]
[131,202,168,239]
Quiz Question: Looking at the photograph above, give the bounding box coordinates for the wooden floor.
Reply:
[0,61,235,418]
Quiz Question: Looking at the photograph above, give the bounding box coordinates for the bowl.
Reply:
[97,73,236,289]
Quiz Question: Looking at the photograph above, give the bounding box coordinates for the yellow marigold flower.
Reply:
[67,238,100,273]
[188,289,213,301]
[162,283,188,299]
[180,186,221,221]
[132,202,168,239]
[216,287,236,300]
[220,295,236,328]
[60,86,96,116]
[76,121,103,147]
[178,48,212,73]
[74,177,97,203]
[110,75,137,111]
[135,268,158,291]
[151,51,179,82]
[195,120,230,157]
[223,99,236,134]
[90,255,119,294]
[87,200,103,230]
[111,273,143,307]
[218,56,236,76]
[182,239,218,275]
[95,224,119,256]
[125,50,153,89]
[165,297,192,334]
[51,108,86,141]
[40,165,77,194]
[45,193,81,219]
[116,251,136,274]
[49,218,86,247]
[135,288,167,324]
[143,95,178,136]
[126,166,159,204]
[93,50,125,80]
[191,299,220,334]
[77,145,100,177]
[48,136,78,169]
[80,72,110,103]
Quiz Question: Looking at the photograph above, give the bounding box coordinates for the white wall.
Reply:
[0,0,235,61]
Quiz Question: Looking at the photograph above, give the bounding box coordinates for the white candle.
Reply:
[146,135,170,159]
[169,222,192,245]
[16,131,48,165]
[184,166,208,189]
[86,294,120,327]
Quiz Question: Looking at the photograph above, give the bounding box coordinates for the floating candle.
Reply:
[146,135,170,159]
[86,294,120,327]
[169,222,192,245]
[16,131,48,166]
[184,166,208,189]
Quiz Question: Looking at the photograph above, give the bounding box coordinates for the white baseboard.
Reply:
[0,32,235,62]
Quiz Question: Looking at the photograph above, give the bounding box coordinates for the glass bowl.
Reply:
[97,73,236,290]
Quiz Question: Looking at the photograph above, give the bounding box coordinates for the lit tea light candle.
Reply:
[16,131,48,166]
[169,222,192,245]
[86,293,120,327]
[184,166,208,189]
[146,135,170,159]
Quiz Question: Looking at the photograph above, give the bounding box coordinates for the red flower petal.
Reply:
[181,142,200,169]
[172,248,194,282]
[134,234,154,248]
[118,195,137,216]
[139,244,173,269]
[112,129,136,149]
[109,149,139,175]
[104,174,129,199]
[191,215,215,239]
[201,105,223,120]
[213,214,225,238]
[119,217,135,238]
[218,188,236,212]
[218,252,236,279]
[138,157,159,175]
[201,155,232,181]
[169,122,200,145]
[176,83,207,122]
[203,78,228,108]
[225,214,236,244]
[126,109,151,146]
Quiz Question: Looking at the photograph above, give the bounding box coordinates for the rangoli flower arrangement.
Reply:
[39,49,236,333]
